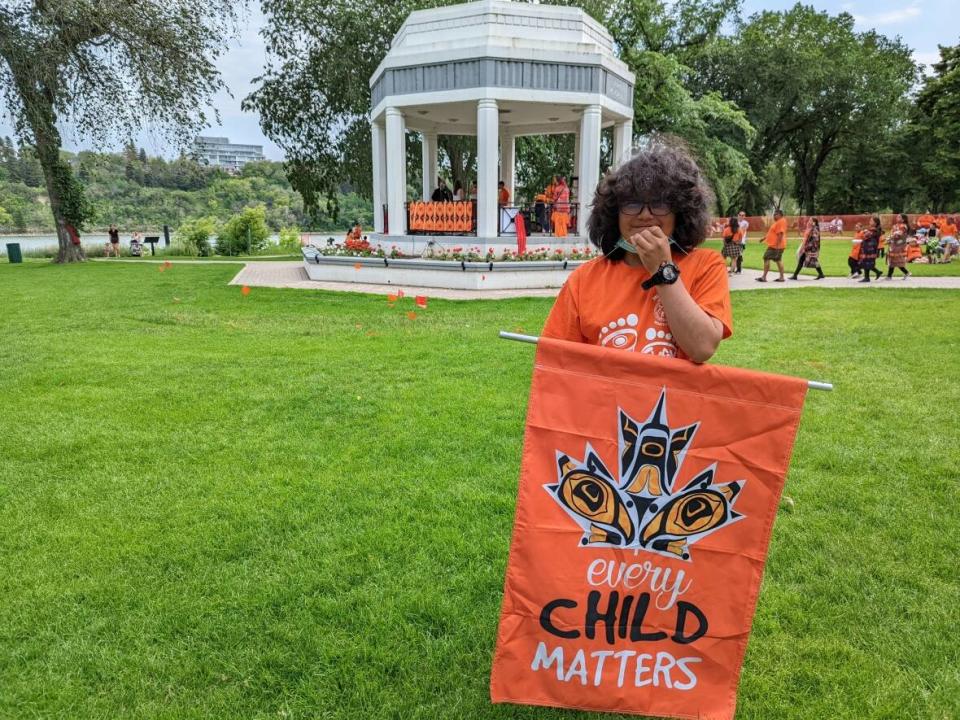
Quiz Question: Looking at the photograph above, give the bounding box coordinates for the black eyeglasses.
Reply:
[620,201,672,217]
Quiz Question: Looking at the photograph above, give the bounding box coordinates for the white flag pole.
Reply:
[498,330,834,392]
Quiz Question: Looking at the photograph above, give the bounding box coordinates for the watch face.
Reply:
[662,264,678,281]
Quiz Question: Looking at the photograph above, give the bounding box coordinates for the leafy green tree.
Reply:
[904,43,960,211]
[544,0,754,213]
[697,5,917,214]
[246,0,441,216]
[0,0,244,262]
[174,215,219,256]
[0,205,12,226]
[278,225,302,252]
[10,207,26,231]
[216,206,269,255]
[249,0,751,216]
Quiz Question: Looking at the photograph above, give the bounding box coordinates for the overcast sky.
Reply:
[1,0,953,160]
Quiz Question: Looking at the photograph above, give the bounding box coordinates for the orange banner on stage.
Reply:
[490,338,808,720]
[408,200,474,233]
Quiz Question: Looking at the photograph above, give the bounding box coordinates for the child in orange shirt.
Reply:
[544,143,731,364]
[848,224,864,278]
[940,216,958,263]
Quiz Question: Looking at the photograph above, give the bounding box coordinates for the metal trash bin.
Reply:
[5,242,22,263]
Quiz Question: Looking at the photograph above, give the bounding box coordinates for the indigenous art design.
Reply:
[545,388,743,561]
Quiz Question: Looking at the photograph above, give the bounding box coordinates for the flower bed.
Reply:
[301,244,589,291]
[311,239,599,262]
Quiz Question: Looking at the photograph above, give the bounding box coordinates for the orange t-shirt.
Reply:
[918,214,933,228]
[498,187,510,204]
[942,223,958,237]
[765,217,787,249]
[542,249,733,362]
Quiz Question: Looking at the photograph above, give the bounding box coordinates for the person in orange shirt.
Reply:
[940,216,958,263]
[345,221,362,243]
[498,180,510,205]
[756,209,787,282]
[543,141,731,364]
[551,177,571,238]
[848,224,864,277]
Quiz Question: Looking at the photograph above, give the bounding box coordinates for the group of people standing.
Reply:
[719,209,958,282]
[535,176,571,237]
[720,209,820,282]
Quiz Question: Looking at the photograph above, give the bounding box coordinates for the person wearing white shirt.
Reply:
[736,211,749,273]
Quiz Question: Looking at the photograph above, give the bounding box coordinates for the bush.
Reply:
[278,225,301,252]
[216,206,269,256]
[174,216,218,256]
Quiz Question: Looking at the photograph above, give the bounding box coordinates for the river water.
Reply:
[1,233,285,254]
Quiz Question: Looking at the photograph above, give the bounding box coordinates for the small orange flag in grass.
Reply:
[387,293,398,304]
[163,260,172,269]
[406,311,417,320]
[415,295,428,308]
[491,339,809,720]
[241,285,251,296]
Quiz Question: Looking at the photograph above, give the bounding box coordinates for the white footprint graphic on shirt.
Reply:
[599,314,639,350]
[641,327,677,357]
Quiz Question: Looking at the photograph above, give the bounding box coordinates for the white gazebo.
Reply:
[368,0,635,251]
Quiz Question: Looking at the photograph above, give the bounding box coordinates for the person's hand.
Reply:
[626,226,672,274]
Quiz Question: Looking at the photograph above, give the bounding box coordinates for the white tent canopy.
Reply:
[369,0,635,243]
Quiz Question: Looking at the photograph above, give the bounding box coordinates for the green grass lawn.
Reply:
[703,234,960,277]
[0,262,957,720]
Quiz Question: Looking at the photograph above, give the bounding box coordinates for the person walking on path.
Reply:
[848,224,864,277]
[886,213,911,279]
[790,217,825,280]
[108,224,120,257]
[736,211,749,273]
[940,216,958,263]
[756,209,787,282]
[721,215,743,274]
[858,216,884,283]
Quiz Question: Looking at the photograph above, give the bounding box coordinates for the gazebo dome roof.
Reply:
[370,0,634,128]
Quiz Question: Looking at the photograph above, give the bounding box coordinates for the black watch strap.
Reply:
[641,262,679,290]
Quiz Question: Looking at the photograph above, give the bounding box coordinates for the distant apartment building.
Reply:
[191,136,264,171]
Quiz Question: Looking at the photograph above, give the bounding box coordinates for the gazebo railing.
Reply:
[380,201,580,237]
[498,203,580,237]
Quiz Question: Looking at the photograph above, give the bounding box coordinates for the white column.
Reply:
[477,98,499,239]
[501,131,515,202]
[371,120,387,233]
[385,107,406,237]
[613,120,633,169]
[578,104,602,235]
[421,131,437,200]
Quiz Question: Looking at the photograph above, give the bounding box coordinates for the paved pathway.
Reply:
[229,261,960,299]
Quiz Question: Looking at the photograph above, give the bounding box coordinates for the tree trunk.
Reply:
[34,132,86,264]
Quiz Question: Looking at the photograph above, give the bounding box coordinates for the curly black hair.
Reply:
[587,138,715,261]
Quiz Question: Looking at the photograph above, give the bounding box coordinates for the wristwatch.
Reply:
[641,261,680,290]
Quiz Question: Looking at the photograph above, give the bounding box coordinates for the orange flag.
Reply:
[491,338,808,720]
[415,295,428,308]
[516,211,528,254]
